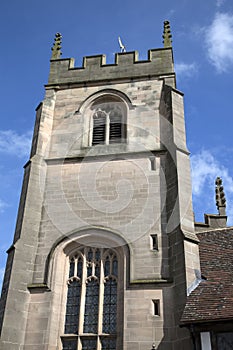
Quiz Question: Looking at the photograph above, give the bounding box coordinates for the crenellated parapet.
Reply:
[48,48,175,88]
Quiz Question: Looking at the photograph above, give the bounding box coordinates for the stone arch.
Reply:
[78,89,133,148]
[45,226,129,349]
[77,88,134,115]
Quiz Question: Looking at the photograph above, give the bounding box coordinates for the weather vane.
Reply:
[118,36,126,53]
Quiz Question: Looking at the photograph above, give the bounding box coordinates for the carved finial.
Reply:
[51,33,62,60]
[163,20,172,48]
[215,177,226,215]
[151,343,156,350]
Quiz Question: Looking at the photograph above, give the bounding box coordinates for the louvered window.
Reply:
[91,101,126,146]
[92,111,106,145]
[109,111,122,144]
[62,248,119,350]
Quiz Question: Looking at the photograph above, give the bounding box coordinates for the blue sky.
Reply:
[1,0,233,287]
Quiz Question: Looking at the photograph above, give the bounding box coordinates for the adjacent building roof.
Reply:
[181,227,233,324]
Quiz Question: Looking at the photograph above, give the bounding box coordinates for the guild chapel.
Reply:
[0,22,233,350]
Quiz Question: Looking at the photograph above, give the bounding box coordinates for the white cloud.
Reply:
[191,150,233,224]
[0,130,32,158]
[216,0,225,7]
[175,62,198,78]
[0,199,7,213]
[205,12,233,72]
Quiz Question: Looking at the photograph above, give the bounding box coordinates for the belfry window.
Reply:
[91,97,126,146]
[62,247,119,350]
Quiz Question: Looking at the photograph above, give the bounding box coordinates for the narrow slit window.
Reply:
[151,234,158,251]
[152,300,160,316]
[149,156,156,171]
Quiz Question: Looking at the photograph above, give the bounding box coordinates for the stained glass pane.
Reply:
[104,259,110,276]
[87,263,92,277]
[77,258,83,278]
[112,259,118,277]
[69,259,75,278]
[84,279,99,333]
[95,249,100,261]
[95,264,100,278]
[81,337,97,350]
[65,280,81,334]
[62,339,77,350]
[101,337,116,350]
[87,249,93,261]
[103,279,117,333]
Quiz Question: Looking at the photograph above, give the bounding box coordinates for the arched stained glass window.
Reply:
[62,248,120,350]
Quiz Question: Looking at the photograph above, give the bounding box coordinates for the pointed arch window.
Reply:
[62,247,120,350]
[91,97,127,146]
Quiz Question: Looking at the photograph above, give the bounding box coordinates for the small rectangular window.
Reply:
[152,300,160,316]
[150,234,158,251]
[149,156,156,171]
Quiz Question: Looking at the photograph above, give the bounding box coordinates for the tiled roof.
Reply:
[181,228,233,324]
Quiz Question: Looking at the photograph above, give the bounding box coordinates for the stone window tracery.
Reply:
[91,97,126,146]
[62,247,119,350]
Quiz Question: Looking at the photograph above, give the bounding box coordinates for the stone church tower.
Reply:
[0,22,200,349]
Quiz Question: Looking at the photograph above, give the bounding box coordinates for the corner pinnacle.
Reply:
[215,177,226,215]
[51,33,62,60]
[163,20,172,48]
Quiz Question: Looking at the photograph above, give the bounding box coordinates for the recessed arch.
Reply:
[77,89,133,148]
[46,227,128,350]
[77,88,134,115]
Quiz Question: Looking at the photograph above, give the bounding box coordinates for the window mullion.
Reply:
[89,114,94,147]
[97,336,101,350]
[77,337,81,350]
[79,254,86,335]
[74,257,77,277]
[98,259,104,335]
[105,113,110,145]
